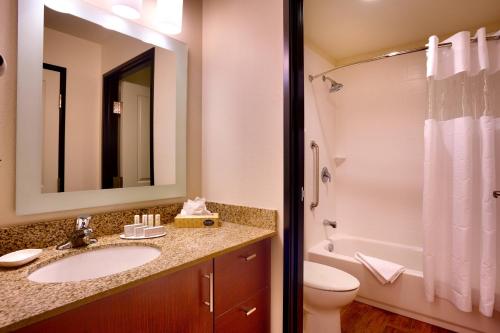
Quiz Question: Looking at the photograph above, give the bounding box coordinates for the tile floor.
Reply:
[340,301,455,333]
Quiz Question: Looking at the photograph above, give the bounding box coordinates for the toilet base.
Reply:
[304,308,341,333]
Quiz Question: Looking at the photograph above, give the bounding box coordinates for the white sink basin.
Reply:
[28,246,161,283]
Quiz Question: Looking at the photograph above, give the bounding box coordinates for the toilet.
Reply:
[303,261,360,333]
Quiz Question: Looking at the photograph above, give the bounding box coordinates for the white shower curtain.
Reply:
[422,28,500,317]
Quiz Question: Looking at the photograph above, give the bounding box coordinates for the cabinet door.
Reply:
[17,260,214,333]
[214,239,270,317]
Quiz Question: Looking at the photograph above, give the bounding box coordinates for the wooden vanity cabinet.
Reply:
[17,260,214,333]
[16,239,271,333]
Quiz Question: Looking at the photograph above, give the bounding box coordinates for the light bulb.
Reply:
[111,0,142,20]
[155,0,183,35]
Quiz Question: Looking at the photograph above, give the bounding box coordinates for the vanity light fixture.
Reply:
[155,0,183,35]
[111,0,143,20]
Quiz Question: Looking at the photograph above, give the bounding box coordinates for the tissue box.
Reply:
[174,213,221,228]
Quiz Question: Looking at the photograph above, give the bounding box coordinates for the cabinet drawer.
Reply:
[214,239,270,316]
[215,288,269,333]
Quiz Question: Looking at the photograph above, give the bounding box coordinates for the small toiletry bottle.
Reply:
[134,214,140,224]
[148,214,154,227]
[142,214,148,225]
[155,214,161,226]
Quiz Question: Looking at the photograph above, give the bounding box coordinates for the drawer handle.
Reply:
[242,253,257,261]
[203,273,214,313]
[241,306,257,316]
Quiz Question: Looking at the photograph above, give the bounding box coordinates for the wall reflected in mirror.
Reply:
[42,6,176,193]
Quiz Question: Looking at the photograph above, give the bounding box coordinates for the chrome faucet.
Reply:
[57,215,97,250]
[321,167,332,183]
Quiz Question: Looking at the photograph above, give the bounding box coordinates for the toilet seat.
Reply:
[304,261,359,292]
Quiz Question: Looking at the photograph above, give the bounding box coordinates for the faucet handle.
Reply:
[76,215,92,230]
[82,228,97,245]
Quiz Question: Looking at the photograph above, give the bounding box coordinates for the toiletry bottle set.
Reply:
[122,214,165,239]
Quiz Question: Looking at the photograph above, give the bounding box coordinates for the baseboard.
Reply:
[355,296,480,333]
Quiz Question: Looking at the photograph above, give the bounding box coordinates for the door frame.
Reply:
[101,48,155,189]
[283,0,305,332]
[42,62,67,193]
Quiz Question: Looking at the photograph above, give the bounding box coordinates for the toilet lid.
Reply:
[304,261,360,292]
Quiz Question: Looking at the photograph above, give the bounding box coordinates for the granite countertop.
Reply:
[0,222,276,332]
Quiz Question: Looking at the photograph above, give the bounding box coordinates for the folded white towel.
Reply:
[354,252,405,285]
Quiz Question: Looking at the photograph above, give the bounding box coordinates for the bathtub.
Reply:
[308,235,500,333]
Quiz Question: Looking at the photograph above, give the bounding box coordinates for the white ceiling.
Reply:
[304,0,500,64]
[84,0,162,32]
[45,7,116,45]
[44,6,151,48]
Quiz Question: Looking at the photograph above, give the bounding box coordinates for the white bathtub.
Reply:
[308,236,500,333]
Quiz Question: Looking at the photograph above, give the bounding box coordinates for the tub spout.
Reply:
[323,219,337,229]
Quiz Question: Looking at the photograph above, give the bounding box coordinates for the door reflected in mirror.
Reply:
[42,6,176,193]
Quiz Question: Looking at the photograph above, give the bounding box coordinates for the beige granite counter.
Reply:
[0,222,276,332]
[0,202,276,256]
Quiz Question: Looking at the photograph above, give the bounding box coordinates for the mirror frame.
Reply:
[16,0,188,215]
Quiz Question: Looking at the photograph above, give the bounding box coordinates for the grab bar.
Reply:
[311,141,319,209]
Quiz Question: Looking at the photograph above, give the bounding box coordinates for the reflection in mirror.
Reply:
[42,6,176,193]
[102,49,154,189]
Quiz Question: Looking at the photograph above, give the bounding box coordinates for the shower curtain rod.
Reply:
[308,35,500,82]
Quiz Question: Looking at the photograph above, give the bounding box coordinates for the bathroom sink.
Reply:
[28,246,161,283]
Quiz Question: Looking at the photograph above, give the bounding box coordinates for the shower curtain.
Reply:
[422,28,500,317]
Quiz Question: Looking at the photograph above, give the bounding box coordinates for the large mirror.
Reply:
[43,7,176,192]
[17,0,187,214]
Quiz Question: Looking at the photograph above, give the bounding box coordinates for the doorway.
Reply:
[101,48,155,189]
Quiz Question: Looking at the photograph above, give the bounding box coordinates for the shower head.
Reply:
[322,75,343,93]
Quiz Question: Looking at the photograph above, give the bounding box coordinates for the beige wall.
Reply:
[0,0,202,225]
[44,27,102,192]
[333,51,426,247]
[100,33,151,73]
[304,45,426,248]
[201,0,284,332]
[303,46,338,253]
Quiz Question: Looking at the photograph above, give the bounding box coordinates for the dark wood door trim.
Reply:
[42,62,67,193]
[283,0,305,332]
